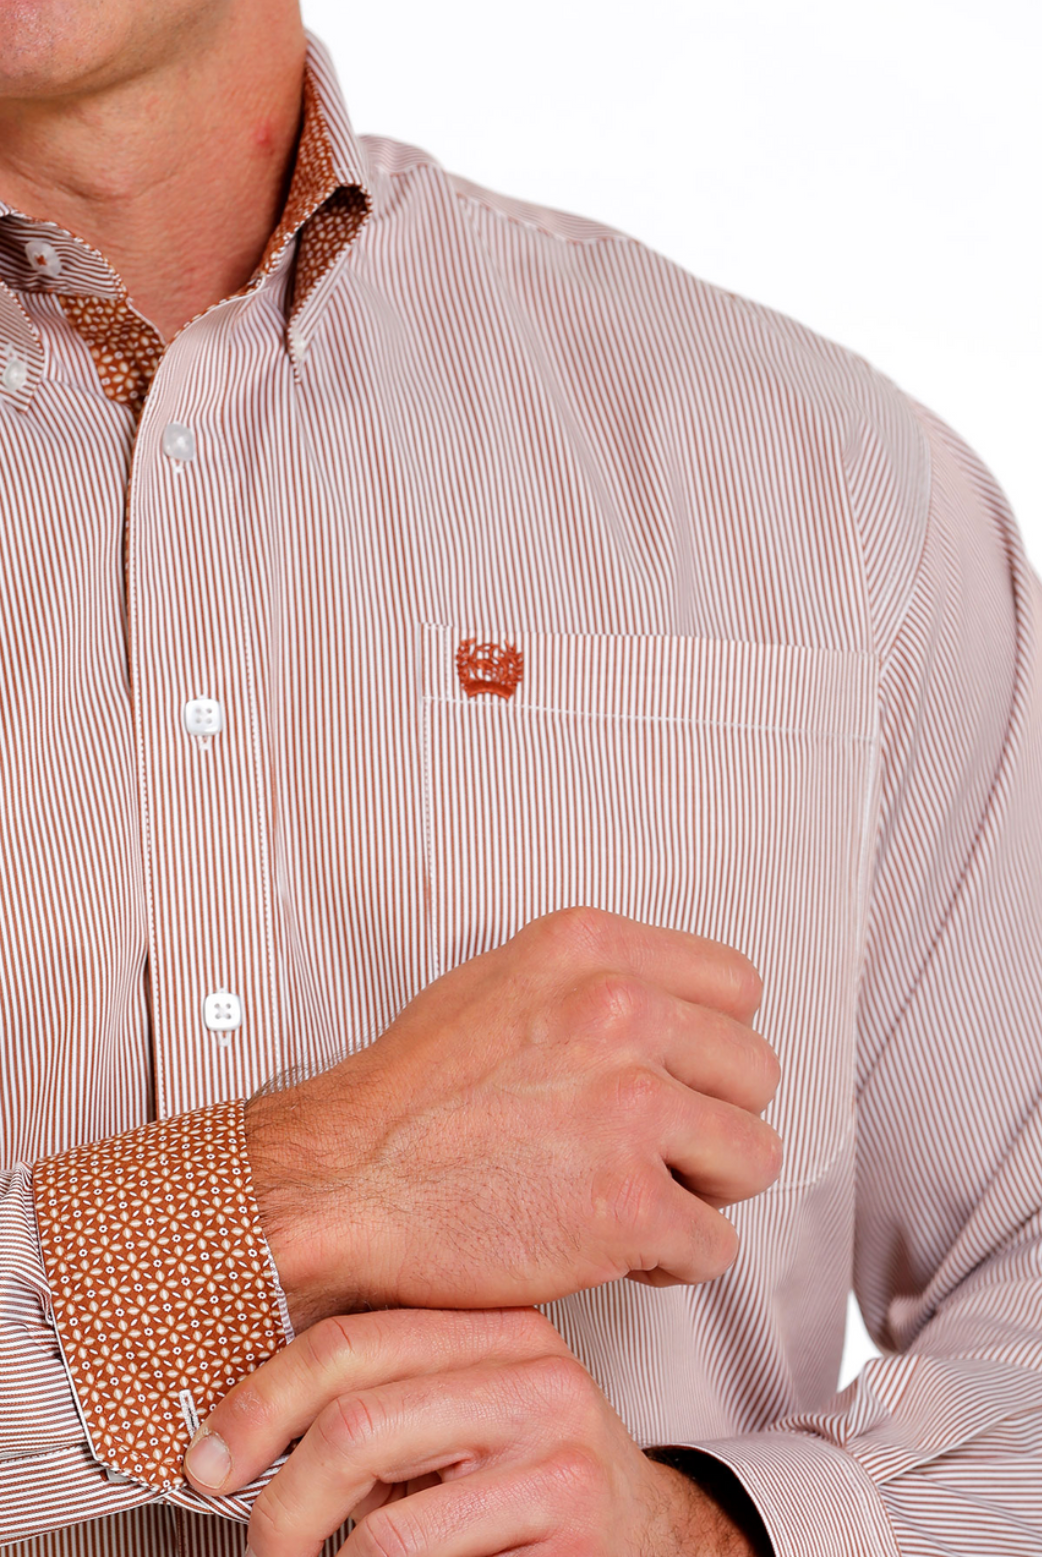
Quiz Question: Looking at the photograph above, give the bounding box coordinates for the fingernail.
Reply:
[184,1428,231,1489]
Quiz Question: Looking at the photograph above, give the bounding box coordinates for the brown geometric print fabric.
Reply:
[55,63,363,417]
[290,184,370,323]
[33,1100,285,1491]
[57,294,164,411]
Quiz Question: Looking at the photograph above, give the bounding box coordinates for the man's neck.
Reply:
[0,2,307,343]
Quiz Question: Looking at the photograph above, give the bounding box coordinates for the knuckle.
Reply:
[543,904,614,956]
[323,1390,382,1452]
[249,1482,293,1550]
[716,1015,780,1106]
[757,1037,782,1096]
[527,1351,591,1405]
[703,1209,740,1275]
[760,1121,785,1179]
[611,1062,660,1114]
[594,1162,656,1233]
[304,1312,360,1371]
[740,1113,783,1183]
[679,1195,740,1280]
[543,1443,603,1498]
[218,1378,276,1434]
[600,972,640,1025]
[730,953,764,1013]
[500,1305,567,1355]
[354,1507,416,1557]
[574,972,640,1035]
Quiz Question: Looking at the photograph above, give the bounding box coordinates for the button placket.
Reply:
[0,286,43,409]
[128,348,282,1113]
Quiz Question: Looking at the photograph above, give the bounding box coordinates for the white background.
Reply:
[300,0,1041,1390]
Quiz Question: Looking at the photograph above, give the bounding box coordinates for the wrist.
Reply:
[644,1449,775,1557]
[244,1082,381,1328]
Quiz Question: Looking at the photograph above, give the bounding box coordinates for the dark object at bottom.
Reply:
[644,1445,777,1556]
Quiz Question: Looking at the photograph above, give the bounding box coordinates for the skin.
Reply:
[0,0,308,339]
[241,907,783,1557]
[3,8,783,1549]
[184,1308,772,1557]
[246,908,782,1330]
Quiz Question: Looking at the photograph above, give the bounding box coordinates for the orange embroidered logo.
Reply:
[456,638,524,700]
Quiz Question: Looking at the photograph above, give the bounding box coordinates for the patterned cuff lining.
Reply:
[33,1099,287,1492]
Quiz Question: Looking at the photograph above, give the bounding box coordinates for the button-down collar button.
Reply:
[204,988,242,1044]
[2,354,28,393]
[24,239,62,279]
[183,696,223,738]
[162,423,196,463]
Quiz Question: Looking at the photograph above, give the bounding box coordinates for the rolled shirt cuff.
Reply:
[33,1098,289,1493]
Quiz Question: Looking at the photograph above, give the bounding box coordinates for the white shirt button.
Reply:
[287,323,306,360]
[162,423,196,463]
[2,355,28,393]
[204,988,242,1044]
[24,239,62,279]
[183,696,223,738]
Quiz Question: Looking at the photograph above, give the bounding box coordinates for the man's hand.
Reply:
[183,1307,766,1557]
[247,908,782,1327]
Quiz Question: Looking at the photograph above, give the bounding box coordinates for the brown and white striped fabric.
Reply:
[2,29,1042,1557]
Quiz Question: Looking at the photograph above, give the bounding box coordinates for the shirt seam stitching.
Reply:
[423,696,874,740]
[372,158,635,248]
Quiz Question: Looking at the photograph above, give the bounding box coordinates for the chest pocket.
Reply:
[419,623,879,1188]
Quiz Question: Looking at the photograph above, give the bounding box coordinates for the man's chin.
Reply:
[0,0,222,105]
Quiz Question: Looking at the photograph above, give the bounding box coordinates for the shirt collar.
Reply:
[300,31,372,209]
[0,29,372,395]
[252,33,373,286]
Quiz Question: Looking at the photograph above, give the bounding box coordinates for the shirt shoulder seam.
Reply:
[450,185,636,247]
[374,157,636,248]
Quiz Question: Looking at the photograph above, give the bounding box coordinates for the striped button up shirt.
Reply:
[3,29,1042,1557]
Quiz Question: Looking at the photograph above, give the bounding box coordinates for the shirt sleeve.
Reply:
[672,393,1042,1555]
[0,1099,291,1545]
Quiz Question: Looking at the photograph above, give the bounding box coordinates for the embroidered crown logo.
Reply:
[456,638,524,700]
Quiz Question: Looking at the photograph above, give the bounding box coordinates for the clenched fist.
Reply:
[246,908,782,1327]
